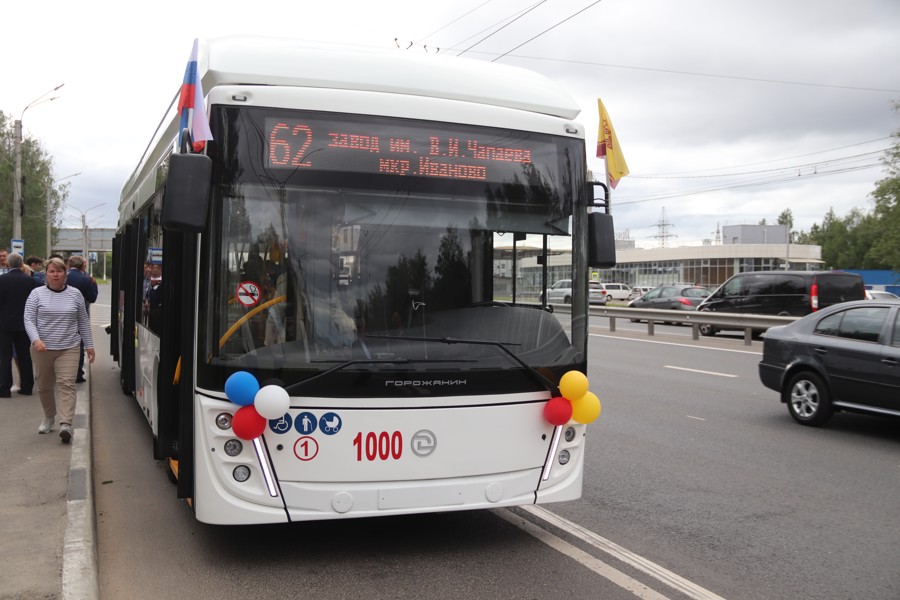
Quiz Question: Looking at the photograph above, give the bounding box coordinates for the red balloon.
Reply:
[232,405,267,440]
[543,396,573,426]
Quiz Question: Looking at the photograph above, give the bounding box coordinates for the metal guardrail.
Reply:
[552,303,798,346]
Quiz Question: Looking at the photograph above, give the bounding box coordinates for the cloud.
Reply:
[2,0,898,245]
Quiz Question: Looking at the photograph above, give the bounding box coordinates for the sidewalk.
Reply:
[1,368,99,600]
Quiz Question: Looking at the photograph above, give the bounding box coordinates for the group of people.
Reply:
[0,249,97,444]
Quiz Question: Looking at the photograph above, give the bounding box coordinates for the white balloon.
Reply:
[253,385,291,420]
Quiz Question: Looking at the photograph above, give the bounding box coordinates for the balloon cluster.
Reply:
[543,370,601,426]
[224,371,291,440]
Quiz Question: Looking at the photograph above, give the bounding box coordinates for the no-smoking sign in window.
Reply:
[236,281,261,307]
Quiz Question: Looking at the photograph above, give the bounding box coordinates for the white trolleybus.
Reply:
[111,36,616,524]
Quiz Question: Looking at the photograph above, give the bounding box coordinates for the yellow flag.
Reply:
[596,98,629,189]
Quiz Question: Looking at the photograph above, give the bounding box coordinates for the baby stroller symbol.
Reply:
[319,412,342,435]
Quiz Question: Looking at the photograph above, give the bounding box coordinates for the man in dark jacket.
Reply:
[66,255,98,383]
[0,253,38,397]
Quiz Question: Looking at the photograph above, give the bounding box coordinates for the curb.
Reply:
[62,367,99,600]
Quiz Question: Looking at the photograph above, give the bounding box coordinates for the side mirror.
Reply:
[161,153,212,233]
[588,212,616,268]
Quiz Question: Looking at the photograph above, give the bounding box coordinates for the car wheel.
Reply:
[699,323,717,336]
[784,371,833,426]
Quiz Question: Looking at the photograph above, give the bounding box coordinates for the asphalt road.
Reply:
[91,312,900,599]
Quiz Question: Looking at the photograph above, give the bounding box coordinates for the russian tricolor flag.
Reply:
[177,39,213,151]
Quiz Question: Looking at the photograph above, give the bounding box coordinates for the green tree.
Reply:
[797,102,900,270]
[866,101,900,270]
[0,112,69,257]
[810,207,883,269]
[776,208,800,242]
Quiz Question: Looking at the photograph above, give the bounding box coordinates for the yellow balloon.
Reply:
[559,370,589,400]
[571,391,601,424]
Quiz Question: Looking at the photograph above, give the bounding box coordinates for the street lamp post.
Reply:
[46,172,81,257]
[13,84,64,240]
[75,203,105,276]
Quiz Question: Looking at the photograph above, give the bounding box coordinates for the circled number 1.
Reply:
[353,431,402,461]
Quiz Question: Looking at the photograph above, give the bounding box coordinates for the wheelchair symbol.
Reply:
[269,413,293,434]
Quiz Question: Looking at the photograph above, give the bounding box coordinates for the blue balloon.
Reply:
[225,371,259,406]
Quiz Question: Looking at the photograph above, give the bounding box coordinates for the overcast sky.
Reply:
[3,0,898,248]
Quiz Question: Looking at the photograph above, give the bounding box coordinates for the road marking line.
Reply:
[687,415,706,421]
[494,509,670,600]
[664,366,737,378]
[590,333,761,356]
[517,505,728,600]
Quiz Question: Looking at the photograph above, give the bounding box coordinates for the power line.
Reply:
[492,0,604,63]
[457,1,548,57]
[414,0,496,45]
[494,53,900,93]
[633,149,889,180]
[382,33,896,94]
[615,162,882,206]
[630,137,892,177]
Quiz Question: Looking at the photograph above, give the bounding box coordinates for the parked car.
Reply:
[628,285,655,300]
[697,271,866,336]
[758,300,900,426]
[628,285,710,321]
[866,289,900,300]
[544,280,605,304]
[596,282,632,304]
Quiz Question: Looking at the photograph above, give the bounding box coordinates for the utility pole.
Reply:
[13,84,65,242]
[82,213,88,262]
[13,120,23,239]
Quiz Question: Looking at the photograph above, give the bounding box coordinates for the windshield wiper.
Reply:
[283,356,477,394]
[367,335,558,395]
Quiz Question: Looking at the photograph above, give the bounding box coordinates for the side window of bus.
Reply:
[135,212,150,325]
[140,195,165,334]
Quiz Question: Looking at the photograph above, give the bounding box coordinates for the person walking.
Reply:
[65,255,98,383]
[0,253,38,398]
[24,257,95,443]
[25,256,46,285]
[0,248,9,274]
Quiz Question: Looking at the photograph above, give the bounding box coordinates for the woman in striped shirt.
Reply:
[24,257,95,444]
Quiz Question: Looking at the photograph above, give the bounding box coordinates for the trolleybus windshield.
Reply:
[198,106,585,395]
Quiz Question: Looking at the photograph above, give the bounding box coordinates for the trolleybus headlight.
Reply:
[224,439,243,457]
[216,413,233,430]
[564,426,576,442]
[558,450,571,465]
[233,465,251,482]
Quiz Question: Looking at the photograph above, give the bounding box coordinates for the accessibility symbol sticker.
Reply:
[319,412,342,435]
[295,412,318,435]
[269,413,293,434]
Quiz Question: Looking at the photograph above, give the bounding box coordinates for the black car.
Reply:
[698,270,866,336]
[758,300,900,426]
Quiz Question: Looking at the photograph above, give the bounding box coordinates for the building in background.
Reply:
[51,227,114,277]
[493,224,823,300]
